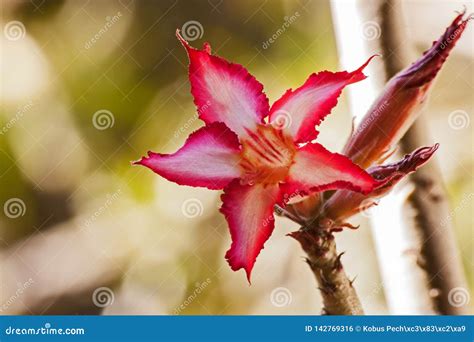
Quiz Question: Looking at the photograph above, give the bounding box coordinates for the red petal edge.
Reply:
[176,30,270,138]
[269,55,377,144]
[133,122,242,190]
[282,142,376,201]
[220,180,282,282]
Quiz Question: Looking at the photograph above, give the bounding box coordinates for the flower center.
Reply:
[239,125,296,185]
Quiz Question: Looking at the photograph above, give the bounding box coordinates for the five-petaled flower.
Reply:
[135,31,378,281]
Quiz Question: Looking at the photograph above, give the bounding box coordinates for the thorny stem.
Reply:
[289,226,364,315]
[281,0,468,316]
[381,0,469,314]
[276,200,363,314]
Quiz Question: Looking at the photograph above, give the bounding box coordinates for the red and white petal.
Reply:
[221,180,282,281]
[282,143,375,198]
[134,123,241,190]
[269,56,376,144]
[177,31,269,137]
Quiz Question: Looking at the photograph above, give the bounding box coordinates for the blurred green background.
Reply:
[0,0,472,315]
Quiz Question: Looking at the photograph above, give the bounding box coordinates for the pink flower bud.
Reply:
[321,144,439,225]
[343,12,470,169]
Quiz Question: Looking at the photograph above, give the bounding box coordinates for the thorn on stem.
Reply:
[319,271,336,293]
[334,252,346,270]
[349,275,358,287]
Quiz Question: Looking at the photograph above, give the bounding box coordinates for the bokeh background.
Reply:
[1,0,472,315]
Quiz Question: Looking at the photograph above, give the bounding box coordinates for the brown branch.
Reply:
[380,0,469,314]
[290,228,364,315]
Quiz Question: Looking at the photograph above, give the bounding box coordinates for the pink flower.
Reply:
[135,31,377,281]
